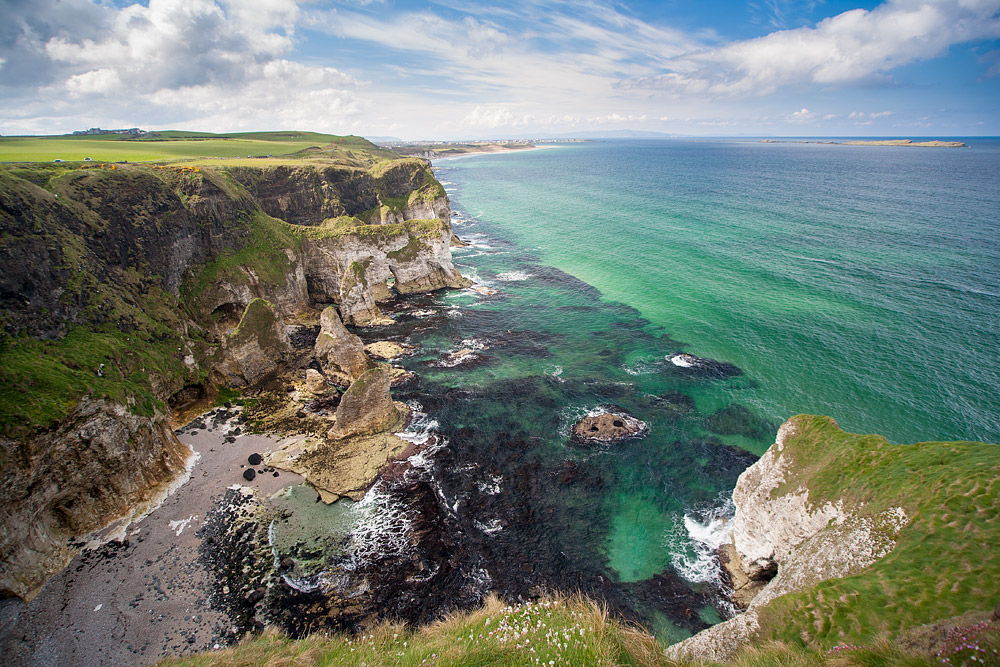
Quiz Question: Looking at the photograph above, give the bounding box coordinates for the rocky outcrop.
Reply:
[570,408,648,444]
[329,366,407,440]
[267,432,411,503]
[215,299,292,387]
[364,341,417,360]
[0,399,193,601]
[314,306,372,383]
[301,218,470,325]
[267,365,410,503]
[666,416,911,663]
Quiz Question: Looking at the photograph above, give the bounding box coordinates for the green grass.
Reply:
[154,594,957,667]
[180,210,302,317]
[0,132,392,165]
[753,415,1000,651]
[0,289,202,442]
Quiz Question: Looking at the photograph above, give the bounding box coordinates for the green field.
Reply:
[0,131,392,164]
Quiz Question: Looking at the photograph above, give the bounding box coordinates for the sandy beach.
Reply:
[0,408,302,667]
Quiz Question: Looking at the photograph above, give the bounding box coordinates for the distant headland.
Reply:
[761,138,968,147]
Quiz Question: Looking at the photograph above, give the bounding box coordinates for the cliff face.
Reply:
[667,415,1000,662]
[0,157,467,600]
[0,399,193,601]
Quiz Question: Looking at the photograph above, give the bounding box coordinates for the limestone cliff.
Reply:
[0,399,193,601]
[314,306,372,383]
[666,415,1000,662]
[0,155,467,600]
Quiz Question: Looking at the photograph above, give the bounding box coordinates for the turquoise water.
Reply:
[436,140,1000,447]
[334,139,1000,640]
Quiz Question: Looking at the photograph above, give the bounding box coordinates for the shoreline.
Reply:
[0,409,304,666]
[429,144,562,162]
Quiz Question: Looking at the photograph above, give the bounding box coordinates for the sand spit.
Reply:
[0,410,302,667]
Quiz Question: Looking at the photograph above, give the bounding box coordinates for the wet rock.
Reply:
[364,341,418,360]
[571,408,648,444]
[288,325,320,350]
[667,353,743,379]
[387,366,418,388]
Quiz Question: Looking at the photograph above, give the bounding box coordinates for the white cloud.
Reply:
[788,107,816,122]
[622,0,1000,98]
[5,0,368,132]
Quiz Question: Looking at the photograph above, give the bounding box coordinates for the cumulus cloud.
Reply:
[788,107,816,122]
[1,0,366,133]
[621,0,1000,97]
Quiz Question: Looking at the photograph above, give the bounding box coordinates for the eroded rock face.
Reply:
[216,299,292,387]
[665,417,910,663]
[0,399,193,601]
[329,366,407,440]
[302,221,470,326]
[571,409,648,444]
[314,306,372,383]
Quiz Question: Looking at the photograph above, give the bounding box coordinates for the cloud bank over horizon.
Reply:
[1,0,998,138]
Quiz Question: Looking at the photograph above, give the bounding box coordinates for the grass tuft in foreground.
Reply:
[155,594,969,667]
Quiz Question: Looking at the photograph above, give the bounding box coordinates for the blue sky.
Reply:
[1,0,998,138]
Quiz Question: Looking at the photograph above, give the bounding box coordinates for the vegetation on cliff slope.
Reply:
[751,415,1000,650]
[0,136,452,440]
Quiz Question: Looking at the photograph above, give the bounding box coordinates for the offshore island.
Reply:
[0,130,998,666]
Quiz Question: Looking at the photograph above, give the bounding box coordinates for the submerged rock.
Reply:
[704,404,776,440]
[571,408,648,444]
[667,353,742,379]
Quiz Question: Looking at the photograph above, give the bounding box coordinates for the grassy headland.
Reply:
[0,130,397,165]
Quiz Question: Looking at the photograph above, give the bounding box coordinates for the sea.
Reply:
[276,138,1000,643]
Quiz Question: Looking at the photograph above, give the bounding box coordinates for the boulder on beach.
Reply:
[571,408,648,444]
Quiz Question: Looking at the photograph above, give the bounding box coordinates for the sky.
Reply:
[1,0,998,139]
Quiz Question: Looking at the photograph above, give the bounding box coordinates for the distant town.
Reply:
[72,127,149,136]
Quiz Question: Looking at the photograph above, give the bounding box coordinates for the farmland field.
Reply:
[0,131,387,163]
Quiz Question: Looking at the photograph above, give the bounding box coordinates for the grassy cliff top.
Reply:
[157,593,997,667]
[754,415,1000,650]
[0,131,397,166]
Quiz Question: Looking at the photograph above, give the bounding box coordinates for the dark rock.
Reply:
[704,404,777,441]
[248,453,263,466]
[242,469,256,482]
[666,352,743,379]
[246,588,265,604]
[657,391,696,413]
